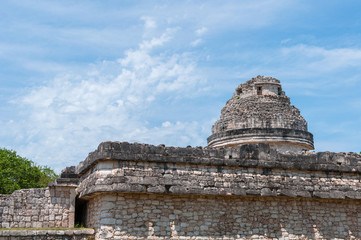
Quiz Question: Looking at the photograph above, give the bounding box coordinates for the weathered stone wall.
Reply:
[77,142,361,200]
[86,195,101,229]
[212,95,307,132]
[86,192,361,240]
[76,142,361,239]
[78,158,361,199]
[77,142,361,176]
[0,229,94,240]
[208,76,313,150]
[207,127,314,151]
[0,186,76,228]
[234,75,282,98]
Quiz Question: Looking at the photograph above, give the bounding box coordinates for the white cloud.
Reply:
[191,39,203,47]
[141,16,157,29]
[245,44,361,94]
[3,0,361,171]
[195,27,207,36]
[281,44,361,72]
[162,121,171,127]
[280,38,291,45]
[10,31,207,172]
[138,28,176,51]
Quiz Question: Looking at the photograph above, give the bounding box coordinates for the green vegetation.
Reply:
[0,148,58,194]
[75,223,85,228]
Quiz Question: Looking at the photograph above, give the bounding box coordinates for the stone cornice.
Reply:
[207,128,314,149]
[76,142,360,176]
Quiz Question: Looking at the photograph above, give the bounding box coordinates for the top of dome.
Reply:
[207,76,314,151]
[247,75,281,84]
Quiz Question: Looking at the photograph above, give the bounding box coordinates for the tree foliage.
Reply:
[0,148,58,194]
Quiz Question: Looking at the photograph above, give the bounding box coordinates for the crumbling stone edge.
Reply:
[0,228,94,239]
[77,142,361,176]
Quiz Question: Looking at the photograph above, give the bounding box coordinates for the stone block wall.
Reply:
[76,142,361,239]
[77,142,361,177]
[77,158,361,199]
[0,229,94,240]
[86,193,361,240]
[0,186,76,228]
[77,142,361,200]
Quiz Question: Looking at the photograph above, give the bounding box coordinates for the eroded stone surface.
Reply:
[86,193,361,240]
[0,186,76,229]
[208,76,314,151]
[0,229,94,240]
[76,142,361,201]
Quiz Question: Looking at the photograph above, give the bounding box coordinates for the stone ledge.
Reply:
[77,157,361,199]
[207,128,314,147]
[76,142,361,176]
[79,184,361,200]
[0,228,94,237]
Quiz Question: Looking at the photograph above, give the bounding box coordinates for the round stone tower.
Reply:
[207,75,314,152]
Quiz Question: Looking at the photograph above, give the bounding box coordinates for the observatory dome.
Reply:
[207,76,314,152]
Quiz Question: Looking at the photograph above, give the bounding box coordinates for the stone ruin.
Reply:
[208,76,314,152]
[1,76,361,240]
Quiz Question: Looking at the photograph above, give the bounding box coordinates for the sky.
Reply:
[1,0,361,173]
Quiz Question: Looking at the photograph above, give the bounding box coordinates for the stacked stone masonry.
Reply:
[0,229,94,240]
[207,76,314,151]
[212,95,307,132]
[86,193,361,240]
[211,76,308,133]
[77,142,361,200]
[74,141,361,239]
[0,186,75,229]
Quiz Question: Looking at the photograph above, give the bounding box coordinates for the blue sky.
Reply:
[1,1,361,172]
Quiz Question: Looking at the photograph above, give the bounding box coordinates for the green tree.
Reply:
[0,148,58,194]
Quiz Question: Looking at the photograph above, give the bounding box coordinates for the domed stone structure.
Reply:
[4,76,361,240]
[207,75,314,152]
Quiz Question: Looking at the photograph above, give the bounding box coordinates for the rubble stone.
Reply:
[208,76,314,151]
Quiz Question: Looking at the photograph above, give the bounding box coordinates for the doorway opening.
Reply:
[257,86,262,95]
[75,196,88,227]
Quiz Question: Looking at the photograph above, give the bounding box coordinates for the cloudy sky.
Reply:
[1,1,361,172]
